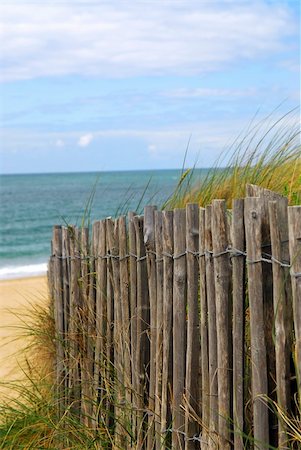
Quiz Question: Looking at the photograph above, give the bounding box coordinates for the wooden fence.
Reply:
[48,185,301,449]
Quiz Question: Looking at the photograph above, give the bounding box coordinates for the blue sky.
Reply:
[0,0,299,174]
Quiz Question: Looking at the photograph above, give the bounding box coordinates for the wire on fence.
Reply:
[51,245,300,276]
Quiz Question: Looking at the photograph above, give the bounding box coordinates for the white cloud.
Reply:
[55,139,64,147]
[164,87,258,99]
[78,133,93,147]
[0,1,297,82]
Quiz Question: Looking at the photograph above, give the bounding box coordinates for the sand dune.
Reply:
[0,276,48,400]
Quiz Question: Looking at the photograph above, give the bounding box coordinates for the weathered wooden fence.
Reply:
[48,185,301,449]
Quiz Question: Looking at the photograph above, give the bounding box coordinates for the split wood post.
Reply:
[105,219,114,429]
[211,200,231,450]
[69,226,81,416]
[185,204,200,450]
[86,222,99,426]
[247,184,283,445]
[52,225,65,419]
[93,220,107,427]
[269,199,292,448]
[161,210,174,445]
[205,205,218,449]
[106,218,125,447]
[128,211,138,443]
[172,208,187,450]
[199,207,209,448]
[62,226,71,407]
[244,197,269,449]
[119,215,132,448]
[134,214,150,448]
[232,199,245,450]
[80,227,91,425]
[154,210,164,449]
[288,206,301,402]
[144,205,157,450]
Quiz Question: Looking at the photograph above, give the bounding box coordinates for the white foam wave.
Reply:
[0,263,48,280]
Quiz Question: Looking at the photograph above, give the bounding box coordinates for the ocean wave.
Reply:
[0,263,48,280]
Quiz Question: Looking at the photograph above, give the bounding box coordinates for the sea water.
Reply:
[0,169,207,279]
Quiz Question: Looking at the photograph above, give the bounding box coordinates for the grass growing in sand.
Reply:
[0,110,300,448]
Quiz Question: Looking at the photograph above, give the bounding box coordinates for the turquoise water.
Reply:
[0,170,207,279]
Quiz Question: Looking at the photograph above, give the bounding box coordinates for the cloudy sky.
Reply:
[0,0,299,174]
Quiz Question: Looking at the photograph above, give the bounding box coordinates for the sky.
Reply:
[0,0,300,174]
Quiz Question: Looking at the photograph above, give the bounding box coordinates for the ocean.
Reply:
[0,169,207,279]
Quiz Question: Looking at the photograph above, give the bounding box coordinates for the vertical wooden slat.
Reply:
[93,220,107,426]
[80,227,91,425]
[119,215,131,448]
[107,218,125,446]
[69,227,81,416]
[144,205,157,450]
[247,184,284,445]
[172,208,187,450]
[269,199,292,448]
[211,200,231,449]
[52,225,64,418]
[128,211,138,444]
[105,219,114,429]
[62,226,70,410]
[134,215,150,448]
[161,210,174,445]
[199,207,209,448]
[185,203,200,449]
[205,205,218,449]
[288,206,301,402]
[154,210,164,449]
[244,197,269,449]
[232,199,245,449]
[86,222,98,427]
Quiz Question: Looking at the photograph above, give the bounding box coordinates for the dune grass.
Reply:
[164,109,300,209]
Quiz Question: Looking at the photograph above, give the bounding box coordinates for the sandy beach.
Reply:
[0,276,48,400]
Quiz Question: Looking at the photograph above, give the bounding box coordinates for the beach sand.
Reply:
[0,275,48,400]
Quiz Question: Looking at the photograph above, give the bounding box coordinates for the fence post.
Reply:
[93,220,107,427]
[128,211,138,444]
[232,199,245,450]
[172,208,187,450]
[245,197,269,449]
[154,210,164,449]
[134,215,150,448]
[161,210,174,445]
[269,199,292,448]
[211,200,231,450]
[288,206,301,403]
[119,215,131,448]
[144,205,157,450]
[52,225,64,419]
[185,203,200,449]
[205,205,218,449]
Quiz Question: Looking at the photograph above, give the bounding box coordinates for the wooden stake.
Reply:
[211,200,231,449]
[172,208,187,450]
[185,204,200,450]
[245,197,269,449]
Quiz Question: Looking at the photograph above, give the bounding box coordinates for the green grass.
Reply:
[164,109,300,209]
